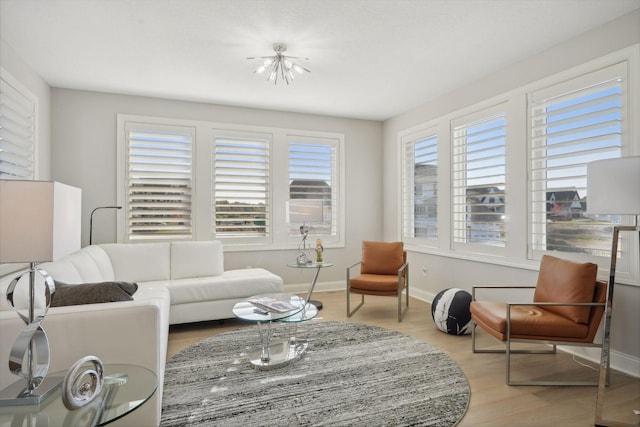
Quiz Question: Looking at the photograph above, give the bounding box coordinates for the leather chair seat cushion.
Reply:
[349,274,402,296]
[360,241,404,275]
[470,301,590,341]
[533,255,597,324]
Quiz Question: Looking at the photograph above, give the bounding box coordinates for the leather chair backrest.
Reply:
[361,241,404,275]
[533,255,598,324]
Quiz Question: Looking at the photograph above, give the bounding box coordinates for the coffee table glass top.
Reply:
[232,293,305,322]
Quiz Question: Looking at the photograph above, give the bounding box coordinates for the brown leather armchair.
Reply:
[346,241,409,322]
[470,255,607,386]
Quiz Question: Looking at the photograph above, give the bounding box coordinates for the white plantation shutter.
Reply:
[529,63,624,257]
[0,76,35,179]
[452,110,506,247]
[213,132,270,239]
[126,125,194,240]
[288,138,338,238]
[402,133,438,240]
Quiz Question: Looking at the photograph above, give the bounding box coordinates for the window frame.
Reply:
[451,104,508,255]
[400,125,440,247]
[212,128,273,246]
[122,122,196,241]
[528,62,627,265]
[286,134,343,247]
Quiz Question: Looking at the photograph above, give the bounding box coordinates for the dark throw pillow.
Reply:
[51,281,138,307]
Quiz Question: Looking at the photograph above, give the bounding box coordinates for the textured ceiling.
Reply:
[1,0,638,120]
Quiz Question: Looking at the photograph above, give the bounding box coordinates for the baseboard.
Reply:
[561,346,640,379]
[283,280,344,294]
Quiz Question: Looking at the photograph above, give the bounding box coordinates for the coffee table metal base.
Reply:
[248,338,309,370]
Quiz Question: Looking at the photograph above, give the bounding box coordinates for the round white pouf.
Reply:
[431,288,473,335]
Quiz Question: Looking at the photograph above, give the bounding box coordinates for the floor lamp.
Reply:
[89,205,122,245]
[587,156,640,427]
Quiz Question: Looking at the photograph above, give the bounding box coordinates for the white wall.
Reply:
[50,89,383,286]
[0,38,51,180]
[382,11,640,372]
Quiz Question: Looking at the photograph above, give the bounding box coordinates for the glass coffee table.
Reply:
[233,293,318,370]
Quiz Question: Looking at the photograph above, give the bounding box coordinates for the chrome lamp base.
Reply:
[0,376,62,406]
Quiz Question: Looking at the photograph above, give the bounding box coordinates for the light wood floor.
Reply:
[168,291,639,427]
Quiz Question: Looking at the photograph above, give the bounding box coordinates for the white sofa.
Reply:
[0,240,283,426]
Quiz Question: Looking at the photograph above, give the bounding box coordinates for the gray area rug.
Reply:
[161,321,470,426]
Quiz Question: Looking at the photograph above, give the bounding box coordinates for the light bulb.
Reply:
[284,60,292,69]
[263,58,273,67]
[293,64,304,74]
[256,65,266,74]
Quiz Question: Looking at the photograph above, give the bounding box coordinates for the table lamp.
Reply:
[0,180,81,405]
[587,156,640,427]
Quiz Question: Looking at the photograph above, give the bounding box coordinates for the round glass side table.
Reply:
[0,364,156,427]
[287,262,333,310]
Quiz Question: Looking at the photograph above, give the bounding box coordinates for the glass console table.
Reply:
[0,364,156,426]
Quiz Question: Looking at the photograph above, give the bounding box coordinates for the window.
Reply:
[118,115,345,248]
[213,131,271,241]
[529,63,625,259]
[397,48,637,283]
[452,109,507,248]
[124,124,194,240]
[287,136,340,242]
[0,73,36,179]
[402,132,438,241]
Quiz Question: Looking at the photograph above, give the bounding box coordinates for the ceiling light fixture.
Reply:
[248,43,310,85]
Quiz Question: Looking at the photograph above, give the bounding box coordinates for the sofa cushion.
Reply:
[533,255,598,324]
[65,250,111,283]
[51,281,138,307]
[161,268,283,305]
[170,241,224,280]
[38,260,83,284]
[100,243,171,282]
[83,245,116,282]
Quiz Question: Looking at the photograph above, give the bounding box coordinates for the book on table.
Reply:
[248,296,299,313]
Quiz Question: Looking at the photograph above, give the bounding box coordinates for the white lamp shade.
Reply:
[587,156,640,215]
[0,180,81,263]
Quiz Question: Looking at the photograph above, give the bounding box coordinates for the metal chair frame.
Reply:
[346,261,409,322]
[471,284,608,386]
